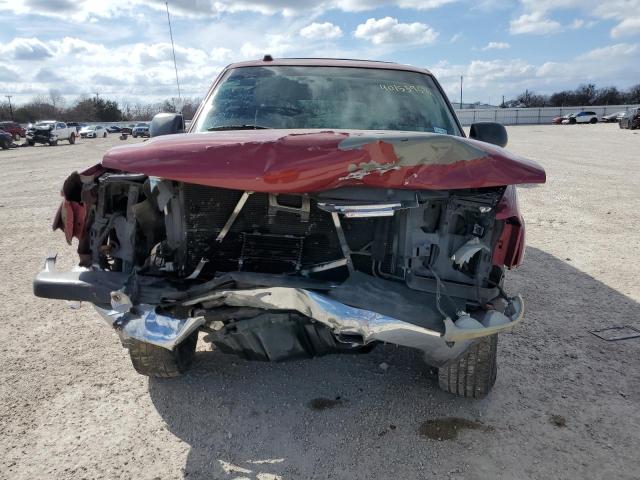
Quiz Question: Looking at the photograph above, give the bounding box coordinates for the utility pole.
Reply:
[5,95,13,119]
[94,92,100,102]
[459,75,463,109]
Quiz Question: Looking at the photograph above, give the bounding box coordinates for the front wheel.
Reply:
[27,140,35,146]
[49,139,58,146]
[590,118,598,124]
[103,132,107,138]
[68,133,76,144]
[438,335,498,399]
[126,332,198,378]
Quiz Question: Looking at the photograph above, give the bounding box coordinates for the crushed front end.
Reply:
[33,126,545,398]
[36,165,525,366]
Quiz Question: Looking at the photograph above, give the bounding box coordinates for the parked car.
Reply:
[26,121,76,146]
[0,121,26,140]
[619,108,640,130]
[107,125,122,133]
[33,57,546,399]
[562,111,598,124]
[80,125,108,138]
[132,122,150,138]
[0,128,13,149]
[601,111,625,123]
[67,122,82,133]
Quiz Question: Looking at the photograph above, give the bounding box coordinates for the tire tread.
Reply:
[438,335,498,399]
[126,333,197,378]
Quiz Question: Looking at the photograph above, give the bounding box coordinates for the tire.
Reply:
[590,118,597,124]
[49,139,58,146]
[68,133,76,144]
[569,118,576,125]
[103,132,107,138]
[126,331,198,378]
[1,140,8,150]
[132,133,137,138]
[438,335,498,399]
[27,140,35,146]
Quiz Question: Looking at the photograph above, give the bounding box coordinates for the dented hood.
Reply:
[102,129,545,193]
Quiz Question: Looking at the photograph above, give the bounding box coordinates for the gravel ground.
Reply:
[1,125,639,480]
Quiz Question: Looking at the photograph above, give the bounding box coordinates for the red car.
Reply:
[0,121,26,140]
[34,58,545,398]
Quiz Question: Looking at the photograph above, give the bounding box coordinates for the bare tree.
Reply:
[49,89,65,110]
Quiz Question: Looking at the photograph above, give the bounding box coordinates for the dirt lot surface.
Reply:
[1,125,639,480]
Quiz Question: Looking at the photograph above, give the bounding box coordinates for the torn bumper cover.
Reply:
[34,255,523,361]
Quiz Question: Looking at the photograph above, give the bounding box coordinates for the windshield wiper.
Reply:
[207,124,271,131]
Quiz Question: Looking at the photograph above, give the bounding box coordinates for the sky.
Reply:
[0,0,639,106]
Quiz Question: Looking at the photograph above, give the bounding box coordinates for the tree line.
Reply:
[502,83,640,108]
[0,90,201,124]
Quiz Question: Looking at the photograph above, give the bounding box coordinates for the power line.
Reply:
[165,2,182,106]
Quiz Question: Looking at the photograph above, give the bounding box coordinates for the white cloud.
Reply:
[129,43,210,66]
[0,65,20,82]
[611,17,640,38]
[354,17,438,45]
[0,0,458,19]
[576,42,638,61]
[210,47,233,62]
[299,22,343,40]
[450,33,462,43]
[482,41,510,50]
[240,34,296,59]
[570,19,584,29]
[434,41,640,102]
[0,37,53,60]
[514,0,640,39]
[510,13,563,35]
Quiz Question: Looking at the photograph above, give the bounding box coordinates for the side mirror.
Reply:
[469,122,508,148]
[150,112,185,137]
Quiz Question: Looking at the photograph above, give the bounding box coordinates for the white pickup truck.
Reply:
[26,121,77,146]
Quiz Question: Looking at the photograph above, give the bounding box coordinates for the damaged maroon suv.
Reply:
[34,58,545,398]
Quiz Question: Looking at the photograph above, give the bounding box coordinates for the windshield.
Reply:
[193,66,461,135]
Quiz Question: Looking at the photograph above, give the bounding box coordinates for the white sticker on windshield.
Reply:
[433,127,448,134]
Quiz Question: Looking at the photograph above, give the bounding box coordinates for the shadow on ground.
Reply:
[148,247,640,479]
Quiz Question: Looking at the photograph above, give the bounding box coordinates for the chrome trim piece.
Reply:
[318,202,402,218]
[94,304,205,350]
[183,287,442,350]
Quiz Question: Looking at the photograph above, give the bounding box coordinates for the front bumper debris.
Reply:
[34,254,524,362]
[93,304,205,350]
